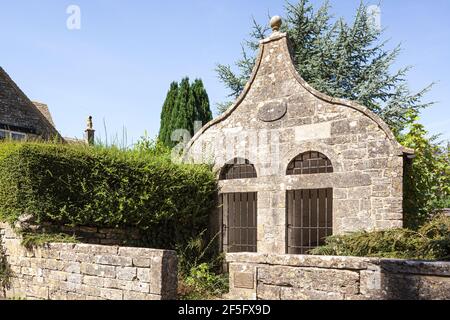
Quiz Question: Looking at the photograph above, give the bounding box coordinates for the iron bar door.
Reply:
[286,188,333,254]
[220,192,257,253]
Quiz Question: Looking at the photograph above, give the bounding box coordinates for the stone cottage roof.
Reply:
[32,101,56,128]
[185,20,413,157]
[0,67,62,140]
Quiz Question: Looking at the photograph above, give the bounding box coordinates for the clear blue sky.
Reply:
[0,0,449,144]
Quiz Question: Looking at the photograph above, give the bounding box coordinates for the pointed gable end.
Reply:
[184,17,410,249]
[0,67,62,140]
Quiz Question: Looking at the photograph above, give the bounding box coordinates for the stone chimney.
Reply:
[84,116,95,145]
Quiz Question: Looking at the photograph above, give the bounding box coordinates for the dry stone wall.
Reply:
[0,223,177,300]
[227,253,450,300]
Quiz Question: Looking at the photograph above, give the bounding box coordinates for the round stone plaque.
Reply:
[257,100,287,122]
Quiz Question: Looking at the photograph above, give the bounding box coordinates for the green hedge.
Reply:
[311,215,450,261]
[0,142,217,248]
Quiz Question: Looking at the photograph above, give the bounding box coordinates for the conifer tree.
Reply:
[158,82,179,147]
[158,78,213,148]
[216,0,433,134]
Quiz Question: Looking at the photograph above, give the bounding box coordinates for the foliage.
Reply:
[179,263,229,300]
[398,113,450,228]
[216,0,433,134]
[20,233,79,249]
[158,78,213,148]
[0,141,217,249]
[0,245,12,291]
[311,215,450,260]
[177,231,228,300]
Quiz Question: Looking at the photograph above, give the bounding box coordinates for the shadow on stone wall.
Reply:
[380,260,450,300]
[0,235,12,297]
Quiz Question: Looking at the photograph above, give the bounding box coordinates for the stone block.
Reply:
[258,266,360,295]
[75,244,118,255]
[280,287,344,300]
[67,292,86,300]
[116,267,137,281]
[64,261,81,274]
[100,288,123,300]
[123,291,161,300]
[94,255,133,267]
[82,275,105,287]
[234,272,254,289]
[80,263,116,278]
[48,270,68,281]
[133,258,151,268]
[137,268,151,283]
[256,284,280,300]
[66,273,83,284]
[59,251,77,261]
[25,285,49,300]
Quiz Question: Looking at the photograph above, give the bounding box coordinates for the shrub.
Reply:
[176,230,228,300]
[179,263,229,300]
[0,245,12,291]
[21,233,79,249]
[399,114,450,228]
[0,142,217,249]
[311,215,450,260]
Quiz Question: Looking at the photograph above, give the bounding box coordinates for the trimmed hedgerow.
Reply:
[0,142,217,248]
[311,215,450,261]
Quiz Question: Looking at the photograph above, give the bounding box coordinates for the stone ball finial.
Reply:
[270,16,282,32]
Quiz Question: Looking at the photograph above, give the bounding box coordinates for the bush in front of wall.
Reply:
[311,215,450,261]
[0,142,218,249]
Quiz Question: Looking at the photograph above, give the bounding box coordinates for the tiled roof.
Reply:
[32,101,56,128]
[0,66,62,140]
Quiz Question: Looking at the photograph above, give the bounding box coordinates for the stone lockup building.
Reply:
[184,16,414,255]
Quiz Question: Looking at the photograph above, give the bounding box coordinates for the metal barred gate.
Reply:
[220,192,257,253]
[286,188,333,254]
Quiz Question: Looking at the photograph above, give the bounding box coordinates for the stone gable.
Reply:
[185,20,413,255]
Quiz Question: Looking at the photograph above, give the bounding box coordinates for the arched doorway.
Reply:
[286,151,334,254]
[219,158,257,253]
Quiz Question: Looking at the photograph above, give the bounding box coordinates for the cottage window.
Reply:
[287,151,333,175]
[0,129,27,141]
[219,158,257,180]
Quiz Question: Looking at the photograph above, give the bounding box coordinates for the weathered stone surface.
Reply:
[100,288,123,300]
[258,266,360,295]
[185,23,406,255]
[227,253,374,270]
[116,267,137,281]
[227,253,450,300]
[133,257,151,268]
[94,255,133,267]
[280,287,344,300]
[257,284,281,300]
[0,223,178,301]
[137,268,151,283]
[80,263,116,279]
[234,272,254,289]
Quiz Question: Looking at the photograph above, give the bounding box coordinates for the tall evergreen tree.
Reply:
[191,79,213,129]
[158,82,179,147]
[216,0,433,135]
[158,78,213,148]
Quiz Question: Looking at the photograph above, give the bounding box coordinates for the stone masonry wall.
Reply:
[185,31,410,255]
[226,253,450,300]
[37,223,144,247]
[0,223,178,300]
